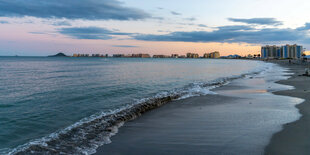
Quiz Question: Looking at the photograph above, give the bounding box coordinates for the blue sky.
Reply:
[0,0,310,56]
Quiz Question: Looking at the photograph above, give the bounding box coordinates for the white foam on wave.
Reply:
[178,84,218,100]
[4,107,130,155]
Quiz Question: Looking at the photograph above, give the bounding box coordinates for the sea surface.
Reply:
[0,57,274,154]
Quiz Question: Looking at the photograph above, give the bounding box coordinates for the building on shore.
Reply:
[282,44,303,59]
[112,53,150,58]
[203,51,220,58]
[211,51,220,58]
[132,54,151,58]
[261,44,303,59]
[141,54,151,58]
[113,54,125,57]
[73,53,106,57]
[186,53,199,58]
[153,55,171,58]
[92,54,107,57]
[261,45,279,58]
[221,54,242,59]
[72,54,90,57]
[123,54,133,57]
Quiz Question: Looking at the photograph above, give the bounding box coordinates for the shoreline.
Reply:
[265,60,310,154]
[94,60,303,155]
[7,59,307,154]
[2,59,272,155]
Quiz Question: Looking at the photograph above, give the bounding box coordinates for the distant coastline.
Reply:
[48,52,68,57]
[45,51,263,59]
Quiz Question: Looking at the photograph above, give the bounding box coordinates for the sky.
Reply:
[1,0,310,56]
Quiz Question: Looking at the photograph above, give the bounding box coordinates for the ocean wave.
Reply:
[4,61,274,155]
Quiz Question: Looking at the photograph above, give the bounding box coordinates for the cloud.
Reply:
[0,20,8,24]
[133,25,307,44]
[296,22,310,31]
[58,27,131,40]
[228,18,283,25]
[0,0,150,20]
[112,45,139,48]
[217,25,254,31]
[184,17,196,21]
[51,21,71,26]
[55,23,310,45]
[171,11,182,16]
[152,17,164,20]
[198,24,208,28]
[29,32,46,34]
[158,30,171,33]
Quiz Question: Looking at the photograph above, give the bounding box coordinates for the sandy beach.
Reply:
[94,60,307,155]
[265,60,310,154]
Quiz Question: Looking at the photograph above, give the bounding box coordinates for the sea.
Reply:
[0,57,292,154]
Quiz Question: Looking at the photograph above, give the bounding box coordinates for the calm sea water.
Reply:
[0,57,270,154]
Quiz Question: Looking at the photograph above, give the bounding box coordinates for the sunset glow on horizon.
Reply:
[1,0,310,56]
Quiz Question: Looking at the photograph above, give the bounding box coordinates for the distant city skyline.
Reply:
[1,0,310,56]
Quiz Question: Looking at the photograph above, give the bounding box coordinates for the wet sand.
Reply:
[265,61,310,155]
[95,62,304,155]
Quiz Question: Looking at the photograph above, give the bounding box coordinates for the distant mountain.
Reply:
[48,53,68,57]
